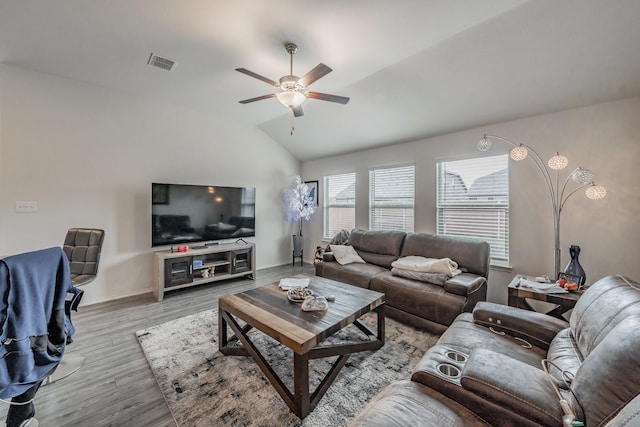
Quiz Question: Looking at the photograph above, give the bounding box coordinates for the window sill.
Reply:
[489,261,512,272]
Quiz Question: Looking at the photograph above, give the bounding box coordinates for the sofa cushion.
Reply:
[348,229,406,268]
[400,233,490,277]
[460,348,564,427]
[605,393,640,427]
[330,244,365,265]
[545,328,582,389]
[411,342,551,427]
[314,261,387,289]
[348,380,491,427]
[570,275,640,357]
[370,271,467,327]
[391,267,448,286]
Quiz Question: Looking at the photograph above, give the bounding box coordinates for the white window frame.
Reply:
[323,172,356,239]
[369,164,415,232]
[436,154,509,265]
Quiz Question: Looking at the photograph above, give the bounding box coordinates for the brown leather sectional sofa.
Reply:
[315,229,491,333]
[350,274,640,426]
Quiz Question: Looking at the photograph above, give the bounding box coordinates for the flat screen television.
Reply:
[152,183,255,247]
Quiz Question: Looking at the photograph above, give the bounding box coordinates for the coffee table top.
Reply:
[218,275,385,354]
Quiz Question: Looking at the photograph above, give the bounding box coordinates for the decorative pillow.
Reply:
[391,256,461,277]
[330,245,365,265]
[391,268,448,286]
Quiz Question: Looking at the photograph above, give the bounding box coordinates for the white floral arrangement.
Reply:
[285,175,317,236]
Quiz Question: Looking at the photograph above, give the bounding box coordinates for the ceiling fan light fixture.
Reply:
[237,42,347,117]
[277,91,306,108]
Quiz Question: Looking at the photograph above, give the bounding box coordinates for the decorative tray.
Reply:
[287,287,313,303]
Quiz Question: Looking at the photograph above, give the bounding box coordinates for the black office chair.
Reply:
[64,228,105,287]
[44,228,104,384]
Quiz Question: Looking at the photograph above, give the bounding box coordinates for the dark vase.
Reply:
[563,245,586,285]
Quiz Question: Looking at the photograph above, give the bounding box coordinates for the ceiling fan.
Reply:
[236,43,349,117]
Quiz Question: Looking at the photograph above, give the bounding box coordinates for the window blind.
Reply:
[323,172,356,239]
[369,164,415,232]
[436,154,509,263]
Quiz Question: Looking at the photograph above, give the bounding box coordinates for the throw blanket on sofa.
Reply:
[391,256,462,277]
[324,229,351,252]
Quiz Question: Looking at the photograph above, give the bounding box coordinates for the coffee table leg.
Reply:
[377,304,385,344]
[218,308,228,351]
[293,352,310,418]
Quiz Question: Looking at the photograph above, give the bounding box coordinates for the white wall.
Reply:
[0,65,300,305]
[303,97,640,304]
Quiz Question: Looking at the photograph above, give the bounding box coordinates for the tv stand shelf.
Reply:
[153,242,255,301]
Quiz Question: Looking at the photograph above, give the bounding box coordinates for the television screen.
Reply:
[152,183,255,247]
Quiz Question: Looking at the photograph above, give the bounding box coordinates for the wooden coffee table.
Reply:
[218,275,385,418]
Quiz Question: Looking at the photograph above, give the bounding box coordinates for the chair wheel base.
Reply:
[42,354,85,385]
[19,418,39,427]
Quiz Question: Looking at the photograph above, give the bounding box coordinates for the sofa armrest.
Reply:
[444,273,486,297]
[473,302,569,350]
[461,348,564,427]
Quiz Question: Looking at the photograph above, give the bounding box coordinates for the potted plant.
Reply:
[285,176,317,258]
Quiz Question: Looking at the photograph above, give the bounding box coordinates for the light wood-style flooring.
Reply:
[0,263,314,426]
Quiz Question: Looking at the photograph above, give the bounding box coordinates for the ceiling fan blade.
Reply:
[307,91,350,105]
[292,105,304,117]
[238,93,277,104]
[235,68,279,87]
[298,63,332,87]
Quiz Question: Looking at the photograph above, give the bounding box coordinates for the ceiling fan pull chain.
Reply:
[290,116,295,136]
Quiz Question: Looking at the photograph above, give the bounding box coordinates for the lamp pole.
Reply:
[478,134,605,277]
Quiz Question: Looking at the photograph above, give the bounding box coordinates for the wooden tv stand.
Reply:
[152,242,255,301]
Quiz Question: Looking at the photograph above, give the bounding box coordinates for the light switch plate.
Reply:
[15,201,38,212]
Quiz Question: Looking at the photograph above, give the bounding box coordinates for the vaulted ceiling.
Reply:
[2,0,639,161]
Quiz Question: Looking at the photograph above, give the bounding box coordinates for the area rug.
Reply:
[136,309,439,427]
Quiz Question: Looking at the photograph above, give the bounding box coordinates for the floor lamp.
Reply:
[478,134,606,277]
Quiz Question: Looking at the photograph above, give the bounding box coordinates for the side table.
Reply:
[507,274,583,320]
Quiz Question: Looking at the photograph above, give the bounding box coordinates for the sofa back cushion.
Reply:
[568,315,640,426]
[605,393,640,427]
[570,275,640,357]
[545,328,582,389]
[400,233,490,278]
[348,229,406,269]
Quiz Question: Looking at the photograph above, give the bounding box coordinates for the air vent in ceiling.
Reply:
[147,53,176,71]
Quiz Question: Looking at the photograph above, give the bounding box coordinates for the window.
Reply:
[241,187,255,217]
[369,164,415,232]
[323,172,356,239]
[436,154,509,264]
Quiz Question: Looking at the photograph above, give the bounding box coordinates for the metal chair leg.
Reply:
[41,354,86,385]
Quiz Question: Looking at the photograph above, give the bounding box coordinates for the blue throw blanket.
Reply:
[0,247,75,399]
